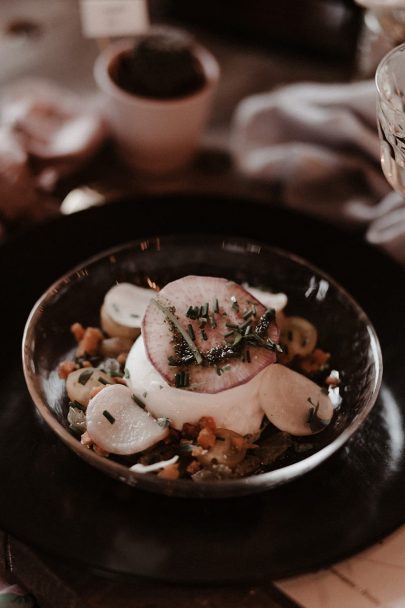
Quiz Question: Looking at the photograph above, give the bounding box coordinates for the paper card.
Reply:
[79,0,149,38]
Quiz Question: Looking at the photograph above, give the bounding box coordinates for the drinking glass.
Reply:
[376,42,405,195]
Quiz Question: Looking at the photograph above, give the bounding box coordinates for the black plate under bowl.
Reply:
[1,193,405,582]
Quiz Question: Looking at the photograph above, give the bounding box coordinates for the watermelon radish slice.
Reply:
[142,276,280,394]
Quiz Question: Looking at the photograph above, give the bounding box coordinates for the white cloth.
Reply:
[231,80,405,265]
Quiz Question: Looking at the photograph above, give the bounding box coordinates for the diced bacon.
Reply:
[157,463,180,480]
[70,322,85,342]
[197,426,216,449]
[58,360,77,379]
[76,327,103,357]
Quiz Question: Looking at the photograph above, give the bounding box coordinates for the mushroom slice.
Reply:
[101,282,153,339]
[66,367,113,407]
[86,384,168,455]
[260,363,333,436]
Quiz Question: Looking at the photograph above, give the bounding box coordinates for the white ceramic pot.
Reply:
[94,41,220,175]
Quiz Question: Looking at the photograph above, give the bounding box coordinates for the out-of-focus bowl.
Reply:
[22,235,382,498]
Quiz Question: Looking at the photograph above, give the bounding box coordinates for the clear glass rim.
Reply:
[376,42,405,112]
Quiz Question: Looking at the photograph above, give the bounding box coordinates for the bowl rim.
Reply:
[22,234,383,497]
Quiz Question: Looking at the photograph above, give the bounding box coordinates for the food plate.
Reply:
[1,193,405,582]
[22,235,381,498]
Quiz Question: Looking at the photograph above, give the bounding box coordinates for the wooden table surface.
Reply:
[0,1,357,606]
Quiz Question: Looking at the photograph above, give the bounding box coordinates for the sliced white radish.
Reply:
[243,284,288,312]
[101,282,154,339]
[259,363,333,436]
[86,384,168,455]
[126,336,265,436]
[279,316,317,358]
[142,275,279,394]
[66,367,113,407]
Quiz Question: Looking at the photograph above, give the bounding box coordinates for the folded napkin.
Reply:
[231,80,405,265]
[0,79,107,234]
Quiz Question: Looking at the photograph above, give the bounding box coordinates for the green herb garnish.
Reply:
[78,369,93,385]
[307,398,329,432]
[103,410,115,424]
[152,297,203,365]
[187,323,195,341]
[98,377,112,385]
[175,371,190,388]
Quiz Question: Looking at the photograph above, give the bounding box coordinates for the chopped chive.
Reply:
[132,394,146,409]
[152,297,203,365]
[124,368,130,379]
[98,377,112,385]
[213,297,219,313]
[216,367,222,376]
[244,324,252,336]
[225,322,239,329]
[233,332,243,346]
[130,313,140,318]
[175,371,190,388]
[78,369,93,385]
[201,329,208,341]
[103,410,115,424]
[188,323,196,341]
[223,364,232,372]
[240,319,251,330]
[110,370,124,378]
[186,305,194,318]
[168,355,178,366]
[202,302,209,317]
[209,314,217,329]
[242,308,254,320]
[143,391,148,398]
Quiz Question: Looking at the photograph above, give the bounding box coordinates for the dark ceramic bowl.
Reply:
[22,235,382,498]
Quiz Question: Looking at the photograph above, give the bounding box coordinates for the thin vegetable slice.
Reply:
[142,275,280,394]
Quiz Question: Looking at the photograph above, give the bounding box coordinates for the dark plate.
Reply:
[1,193,405,582]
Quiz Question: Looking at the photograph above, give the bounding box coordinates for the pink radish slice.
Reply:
[142,275,279,394]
